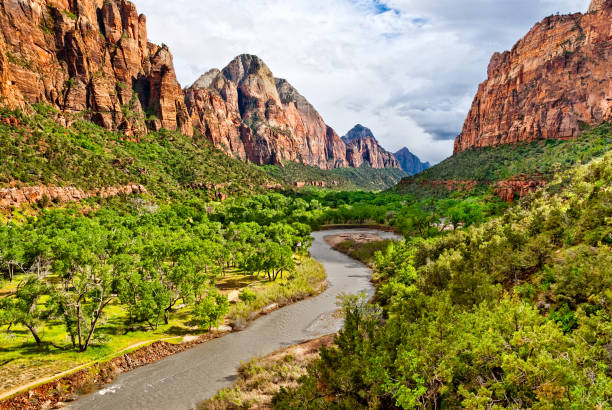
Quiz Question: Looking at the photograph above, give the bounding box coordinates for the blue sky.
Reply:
[138,0,591,163]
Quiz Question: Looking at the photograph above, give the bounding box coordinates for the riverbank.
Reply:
[201,334,336,409]
[0,257,326,408]
[62,229,388,410]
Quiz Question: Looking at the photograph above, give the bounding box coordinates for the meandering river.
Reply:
[68,229,400,410]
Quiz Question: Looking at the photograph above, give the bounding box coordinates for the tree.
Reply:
[0,276,54,346]
[192,290,228,330]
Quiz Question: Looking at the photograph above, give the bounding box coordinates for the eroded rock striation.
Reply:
[454,0,612,153]
[0,0,191,136]
[393,147,430,175]
[342,125,401,169]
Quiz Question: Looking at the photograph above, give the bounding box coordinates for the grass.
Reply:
[227,256,326,323]
[200,334,335,409]
[0,256,326,396]
[333,239,393,267]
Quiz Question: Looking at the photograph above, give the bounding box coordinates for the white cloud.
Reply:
[137,0,591,164]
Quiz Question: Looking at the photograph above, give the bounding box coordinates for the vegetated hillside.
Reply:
[393,123,611,198]
[274,151,612,409]
[0,104,278,203]
[262,162,407,191]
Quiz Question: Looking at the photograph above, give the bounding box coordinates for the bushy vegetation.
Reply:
[393,123,611,197]
[263,162,407,191]
[274,152,612,408]
[0,104,275,198]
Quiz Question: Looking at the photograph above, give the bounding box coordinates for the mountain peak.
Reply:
[222,54,273,84]
[190,68,221,90]
[394,147,430,175]
[343,124,377,143]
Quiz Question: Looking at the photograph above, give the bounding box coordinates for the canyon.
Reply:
[454,0,612,153]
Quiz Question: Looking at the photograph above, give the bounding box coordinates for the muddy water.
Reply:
[68,229,400,410]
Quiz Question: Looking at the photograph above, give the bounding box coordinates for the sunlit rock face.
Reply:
[186,54,348,169]
[454,1,612,153]
[342,125,401,169]
[0,0,191,136]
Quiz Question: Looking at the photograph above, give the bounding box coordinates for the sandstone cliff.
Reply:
[393,147,430,175]
[0,0,191,136]
[454,0,612,153]
[186,55,403,170]
[342,125,401,169]
[185,54,348,169]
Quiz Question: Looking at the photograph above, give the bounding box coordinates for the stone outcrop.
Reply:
[454,0,612,153]
[0,184,146,208]
[186,55,401,170]
[494,176,547,203]
[393,147,430,175]
[0,0,191,136]
[342,125,401,169]
[186,54,348,169]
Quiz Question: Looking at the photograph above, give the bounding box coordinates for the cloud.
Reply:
[137,0,590,164]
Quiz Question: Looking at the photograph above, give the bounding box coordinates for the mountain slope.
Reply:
[342,125,401,169]
[393,147,430,175]
[454,0,612,153]
[393,123,611,199]
[0,104,277,208]
[0,0,191,137]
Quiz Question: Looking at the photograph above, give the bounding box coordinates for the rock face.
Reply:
[393,147,430,175]
[454,1,612,153]
[186,54,348,169]
[186,55,401,170]
[494,176,547,203]
[0,0,191,136]
[342,125,401,169]
[0,184,146,208]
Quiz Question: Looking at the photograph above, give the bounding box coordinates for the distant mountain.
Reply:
[393,147,430,175]
[342,125,401,169]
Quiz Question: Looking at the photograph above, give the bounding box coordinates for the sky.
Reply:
[137,0,591,164]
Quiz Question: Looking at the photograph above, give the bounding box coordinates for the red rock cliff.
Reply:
[0,0,191,136]
[342,124,401,169]
[186,55,402,170]
[454,0,612,153]
[186,54,348,169]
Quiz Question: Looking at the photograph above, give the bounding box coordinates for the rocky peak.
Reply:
[454,2,612,153]
[342,124,378,143]
[394,148,430,175]
[343,125,401,169]
[222,54,274,85]
[186,54,348,169]
[191,69,222,90]
[0,0,191,136]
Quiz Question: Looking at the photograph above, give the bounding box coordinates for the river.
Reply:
[68,229,400,410]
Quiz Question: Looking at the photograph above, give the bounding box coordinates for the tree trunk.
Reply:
[25,324,42,345]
